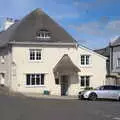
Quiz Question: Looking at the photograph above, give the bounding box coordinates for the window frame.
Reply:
[117,58,120,68]
[36,29,51,39]
[80,55,90,66]
[26,73,45,87]
[29,49,42,61]
[55,78,60,85]
[80,76,90,87]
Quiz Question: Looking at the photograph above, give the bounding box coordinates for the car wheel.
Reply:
[88,93,97,101]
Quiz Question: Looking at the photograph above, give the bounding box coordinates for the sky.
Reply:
[0,0,120,49]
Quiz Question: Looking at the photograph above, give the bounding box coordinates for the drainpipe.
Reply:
[109,44,113,74]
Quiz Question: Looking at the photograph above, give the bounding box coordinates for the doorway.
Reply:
[61,75,69,96]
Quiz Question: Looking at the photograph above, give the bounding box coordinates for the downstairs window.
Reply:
[80,76,90,87]
[26,74,44,86]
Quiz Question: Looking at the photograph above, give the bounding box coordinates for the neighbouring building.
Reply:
[95,36,120,85]
[0,9,107,96]
[108,37,120,85]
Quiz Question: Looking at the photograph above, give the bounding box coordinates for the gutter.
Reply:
[9,41,77,47]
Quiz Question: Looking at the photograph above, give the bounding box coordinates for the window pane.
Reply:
[81,56,85,65]
[86,76,90,86]
[36,74,40,85]
[41,74,44,85]
[36,29,51,39]
[116,86,120,90]
[81,76,85,86]
[31,74,35,85]
[117,58,120,67]
[86,56,89,65]
[36,50,41,60]
[26,74,30,85]
[104,85,115,90]
[30,50,35,60]
[55,78,59,85]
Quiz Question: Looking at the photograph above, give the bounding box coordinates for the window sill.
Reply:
[80,65,92,68]
[25,85,46,88]
[28,60,43,63]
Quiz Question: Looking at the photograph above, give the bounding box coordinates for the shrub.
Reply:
[84,87,93,90]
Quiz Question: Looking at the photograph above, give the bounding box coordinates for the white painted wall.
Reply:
[78,46,107,89]
[11,44,107,96]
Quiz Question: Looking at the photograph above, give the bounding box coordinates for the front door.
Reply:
[61,76,68,96]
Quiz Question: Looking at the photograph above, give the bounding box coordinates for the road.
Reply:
[0,95,120,120]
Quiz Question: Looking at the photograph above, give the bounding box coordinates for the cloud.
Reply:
[73,0,120,13]
[69,19,120,38]
[53,13,80,20]
[106,20,120,34]
[69,22,103,36]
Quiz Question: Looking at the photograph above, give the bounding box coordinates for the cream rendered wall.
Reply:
[11,44,107,96]
[78,46,107,88]
[68,46,107,96]
[0,47,12,87]
[11,45,78,95]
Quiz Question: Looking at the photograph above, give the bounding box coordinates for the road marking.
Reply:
[113,117,120,120]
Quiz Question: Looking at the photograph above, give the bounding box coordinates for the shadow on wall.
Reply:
[69,73,79,84]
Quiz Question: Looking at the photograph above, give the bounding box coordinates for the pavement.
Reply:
[23,92,78,100]
[0,85,78,100]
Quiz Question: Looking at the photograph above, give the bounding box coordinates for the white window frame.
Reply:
[117,58,120,68]
[80,55,90,65]
[80,76,90,87]
[36,30,51,39]
[26,74,45,87]
[29,49,42,61]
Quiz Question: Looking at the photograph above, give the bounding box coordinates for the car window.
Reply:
[100,86,115,90]
[99,86,104,90]
[116,86,120,90]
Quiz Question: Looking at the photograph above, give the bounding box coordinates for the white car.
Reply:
[78,85,120,101]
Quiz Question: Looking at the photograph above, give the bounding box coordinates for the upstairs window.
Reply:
[29,49,41,61]
[81,55,90,65]
[117,58,120,68]
[36,29,51,39]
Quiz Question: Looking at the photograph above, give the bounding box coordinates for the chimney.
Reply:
[3,18,14,30]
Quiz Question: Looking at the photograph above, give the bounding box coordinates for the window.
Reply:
[36,29,51,39]
[117,58,120,67]
[26,74,45,86]
[1,56,5,64]
[81,55,90,65]
[29,49,41,61]
[80,76,90,87]
[55,78,59,85]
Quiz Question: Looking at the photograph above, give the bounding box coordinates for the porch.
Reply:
[53,54,80,96]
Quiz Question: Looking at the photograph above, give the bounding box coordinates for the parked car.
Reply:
[78,85,120,101]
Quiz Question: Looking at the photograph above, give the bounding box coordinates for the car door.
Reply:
[103,86,118,99]
[96,86,109,99]
[105,86,116,99]
[111,86,120,99]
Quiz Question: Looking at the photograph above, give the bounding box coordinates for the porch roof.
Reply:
[53,54,80,73]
